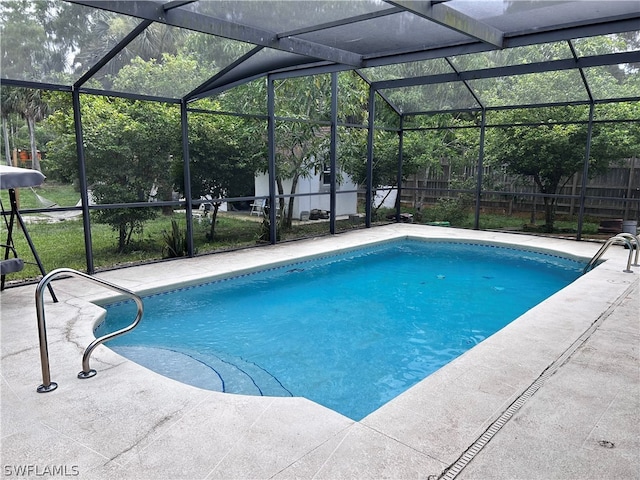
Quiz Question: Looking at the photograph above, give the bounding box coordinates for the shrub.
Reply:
[162,220,189,258]
[423,197,469,225]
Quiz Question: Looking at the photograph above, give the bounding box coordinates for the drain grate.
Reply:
[438,281,635,480]
[440,370,551,480]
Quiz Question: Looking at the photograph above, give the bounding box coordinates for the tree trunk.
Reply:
[27,116,41,171]
[373,186,394,216]
[275,178,288,229]
[125,223,135,248]
[543,197,556,232]
[2,118,12,166]
[286,174,299,229]
[532,174,558,232]
[208,202,221,240]
[118,225,127,253]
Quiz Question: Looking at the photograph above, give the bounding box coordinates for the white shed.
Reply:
[254,168,358,220]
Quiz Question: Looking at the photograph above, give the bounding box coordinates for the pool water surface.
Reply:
[97,239,584,420]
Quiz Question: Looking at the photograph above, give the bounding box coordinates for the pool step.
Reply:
[112,345,292,397]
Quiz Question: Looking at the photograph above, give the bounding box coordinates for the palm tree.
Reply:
[1,87,49,171]
[1,86,25,167]
[23,88,49,171]
[1,88,16,166]
[74,12,187,83]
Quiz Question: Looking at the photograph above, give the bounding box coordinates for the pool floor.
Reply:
[1,224,638,479]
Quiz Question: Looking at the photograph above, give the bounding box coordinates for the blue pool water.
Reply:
[97,239,584,420]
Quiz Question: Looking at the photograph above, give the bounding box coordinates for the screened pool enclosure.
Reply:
[1,0,639,280]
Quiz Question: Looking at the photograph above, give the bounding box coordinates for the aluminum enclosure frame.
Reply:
[1,0,639,276]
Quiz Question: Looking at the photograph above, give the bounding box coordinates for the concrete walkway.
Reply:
[1,225,638,479]
[457,281,639,480]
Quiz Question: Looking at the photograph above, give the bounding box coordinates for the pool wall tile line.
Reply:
[102,238,584,308]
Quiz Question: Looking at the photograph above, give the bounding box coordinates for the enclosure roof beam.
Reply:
[184,46,264,101]
[161,0,195,11]
[568,41,594,104]
[504,11,640,41]
[69,0,363,67]
[361,16,640,67]
[277,7,403,38]
[77,86,182,104]
[372,50,640,90]
[444,57,484,110]
[0,78,71,93]
[74,19,153,88]
[384,0,504,48]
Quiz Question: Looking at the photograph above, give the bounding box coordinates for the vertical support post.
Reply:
[181,100,194,256]
[623,156,636,220]
[267,76,277,244]
[330,72,338,234]
[474,109,487,230]
[396,116,404,222]
[72,88,94,274]
[577,103,595,241]
[365,88,376,228]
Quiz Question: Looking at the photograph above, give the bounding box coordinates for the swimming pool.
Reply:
[97,239,584,420]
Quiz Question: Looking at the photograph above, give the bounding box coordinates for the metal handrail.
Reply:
[583,233,638,274]
[617,232,640,267]
[35,268,143,393]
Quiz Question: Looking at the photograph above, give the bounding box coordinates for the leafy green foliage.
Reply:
[487,105,637,231]
[4,5,639,251]
[161,219,189,258]
[170,107,265,240]
[45,95,181,251]
[423,197,469,225]
[112,54,203,98]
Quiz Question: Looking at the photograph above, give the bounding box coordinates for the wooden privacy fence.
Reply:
[401,157,640,220]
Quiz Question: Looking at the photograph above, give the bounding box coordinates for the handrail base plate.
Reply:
[37,382,58,393]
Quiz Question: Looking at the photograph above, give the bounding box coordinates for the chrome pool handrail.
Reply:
[617,232,640,267]
[35,268,144,393]
[583,233,638,274]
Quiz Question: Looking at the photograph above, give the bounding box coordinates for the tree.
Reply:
[0,0,86,170]
[1,87,19,166]
[337,127,400,215]
[0,1,51,81]
[90,98,181,251]
[488,105,635,231]
[41,92,76,182]
[401,113,480,210]
[0,87,49,170]
[268,75,331,228]
[171,105,264,240]
[479,34,640,231]
[45,94,181,252]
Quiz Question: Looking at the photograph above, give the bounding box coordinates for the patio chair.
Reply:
[197,195,214,217]
[250,199,266,216]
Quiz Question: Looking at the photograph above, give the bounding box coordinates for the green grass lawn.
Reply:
[0,182,80,209]
[2,209,371,283]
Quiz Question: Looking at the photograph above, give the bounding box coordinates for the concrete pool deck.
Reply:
[1,224,638,479]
